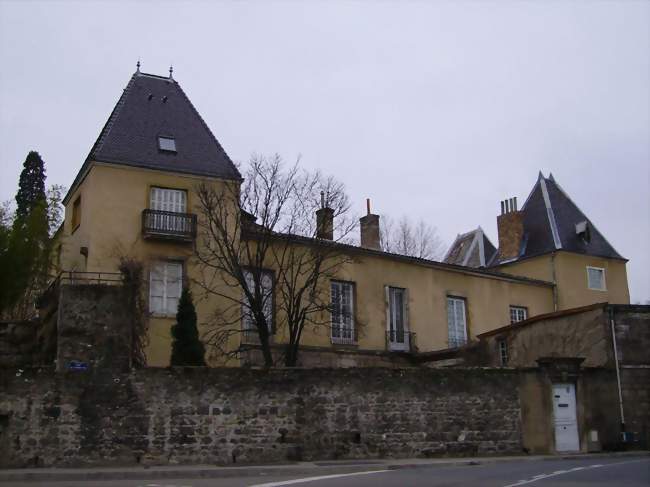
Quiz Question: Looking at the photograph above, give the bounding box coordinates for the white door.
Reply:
[552,383,580,452]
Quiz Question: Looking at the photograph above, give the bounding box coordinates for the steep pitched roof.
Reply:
[490,173,625,265]
[65,70,241,202]
[443,227,497,268]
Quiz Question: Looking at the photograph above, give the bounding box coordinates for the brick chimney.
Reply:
[497,197,524,261]
[316,191,334,240]
[360,198,381,250]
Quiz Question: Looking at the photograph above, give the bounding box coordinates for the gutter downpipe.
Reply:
[550,253,558,311]
[609,306,626,441]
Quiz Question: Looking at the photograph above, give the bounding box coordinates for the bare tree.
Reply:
[194,154,356,367]
[380,215,445,260]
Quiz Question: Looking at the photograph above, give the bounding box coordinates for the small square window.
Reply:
[158,136,176,152]
[587,267,606,291]
[509,306,528,324]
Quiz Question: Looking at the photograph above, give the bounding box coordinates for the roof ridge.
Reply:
[173,81,242,181]
[89,73,137,160]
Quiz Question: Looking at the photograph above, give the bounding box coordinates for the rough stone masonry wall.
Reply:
[0,367,523,468]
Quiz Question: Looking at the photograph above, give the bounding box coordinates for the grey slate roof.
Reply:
[490,173,625,265]
[443,227,497,268]
[65,71,241,203]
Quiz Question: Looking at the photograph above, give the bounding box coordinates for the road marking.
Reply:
[248,469,390,486]
[501,458,649,487]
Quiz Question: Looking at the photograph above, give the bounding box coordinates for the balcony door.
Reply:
[387,286,409,351]
[150,188,187,233]
[150,187,186,213]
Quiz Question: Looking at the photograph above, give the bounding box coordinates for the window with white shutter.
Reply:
[331,281,355,344]
[149,261,183,315]
[150,187,187,213]
[242,269,274,333]
[447,296,467,348]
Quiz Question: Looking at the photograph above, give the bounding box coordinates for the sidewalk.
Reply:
[0,451,647,483]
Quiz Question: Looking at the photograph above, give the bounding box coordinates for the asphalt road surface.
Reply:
[2,456,648,487]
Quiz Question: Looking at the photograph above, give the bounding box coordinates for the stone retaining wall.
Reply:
[0,367,523,468]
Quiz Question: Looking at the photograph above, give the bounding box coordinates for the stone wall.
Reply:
[0,367,523,468]
[0,321,37,368]
[56,284,132,372]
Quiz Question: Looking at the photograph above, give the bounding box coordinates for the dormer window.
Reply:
[575,220,591,243]
[158,136,176,152]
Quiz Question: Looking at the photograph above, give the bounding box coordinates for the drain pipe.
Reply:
[609,306,626,440]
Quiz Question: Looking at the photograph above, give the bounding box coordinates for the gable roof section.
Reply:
[65,71,241,203]
[443,227,497,268]
[491,173,625,264]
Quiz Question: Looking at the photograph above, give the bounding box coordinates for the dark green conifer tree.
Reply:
[170,288,206,366]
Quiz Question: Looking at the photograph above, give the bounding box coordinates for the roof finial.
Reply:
[169,64,174,79]
[136,59,141,73]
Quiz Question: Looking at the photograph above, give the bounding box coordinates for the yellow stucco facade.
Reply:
[496,252,629,311]
[56,162,628,367]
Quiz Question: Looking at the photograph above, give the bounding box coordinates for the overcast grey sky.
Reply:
[1,0,648,302]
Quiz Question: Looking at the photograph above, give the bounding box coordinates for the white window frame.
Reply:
[331,281,355,345]
[447,296,468,348]
[149,261,183,316]
[586,266,606,291]
[386,286,409,351]
[509,306,528,324]
[242,269,274,335]
[498,339,509,366]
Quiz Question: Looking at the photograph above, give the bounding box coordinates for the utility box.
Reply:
[587,430,601,452]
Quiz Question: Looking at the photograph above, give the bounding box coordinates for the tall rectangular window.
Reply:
[242,269,273,333]
[331,281,354,344]
[498,339,509,366]
[510,306,528,324]
[447,296,467,348]
[72,195,81,231]
[587,266,606,291]
[149,261,183,315]
[388,287,408,345]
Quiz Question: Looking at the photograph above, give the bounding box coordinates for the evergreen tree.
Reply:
[0,152,51,318]
[15,151,47,220]
[170,288,206,366]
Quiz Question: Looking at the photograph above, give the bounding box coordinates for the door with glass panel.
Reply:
[150,187,187,233]
[447,296,467,348]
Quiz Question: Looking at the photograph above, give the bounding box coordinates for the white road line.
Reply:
[248,469,391,487]
[501,458,649,487]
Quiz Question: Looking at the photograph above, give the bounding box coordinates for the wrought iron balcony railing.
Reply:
[386,330,417,352]
[142,209,197,241]
[331,325,356,345]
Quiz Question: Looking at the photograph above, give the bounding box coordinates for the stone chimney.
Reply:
[497,197,524,261]
[360,198,381,250]
[316,191,334,240]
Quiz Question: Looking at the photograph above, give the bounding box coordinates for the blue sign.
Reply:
[67,360,89,371]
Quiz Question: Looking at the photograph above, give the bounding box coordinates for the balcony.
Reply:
[386,330,417,352]
[331,325,356,345]
[142,209,197,242]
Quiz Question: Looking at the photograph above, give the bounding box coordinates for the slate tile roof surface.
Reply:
[88,71,241,181]
[490,173,625,265]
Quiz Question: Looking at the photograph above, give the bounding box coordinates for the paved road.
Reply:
[2,456,648,487]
